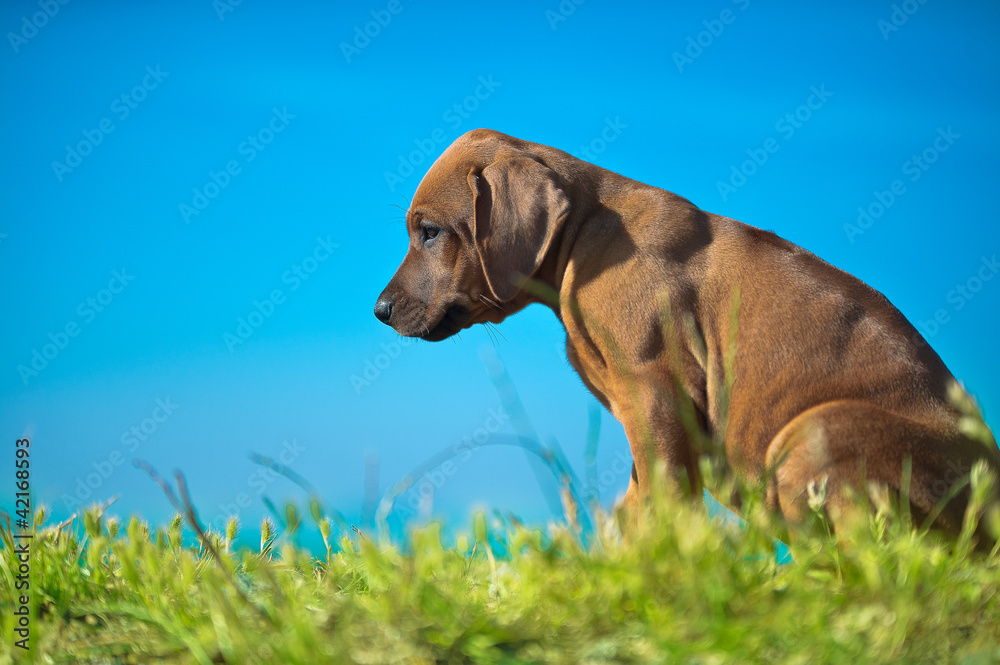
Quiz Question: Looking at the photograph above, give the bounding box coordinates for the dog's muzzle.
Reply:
[372,289,470,342]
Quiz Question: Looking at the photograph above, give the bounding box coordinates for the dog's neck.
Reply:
[525,158,711,320]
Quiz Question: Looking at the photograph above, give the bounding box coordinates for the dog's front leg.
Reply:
[613,378,704,532]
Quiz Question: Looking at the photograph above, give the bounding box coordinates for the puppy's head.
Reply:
[374,129,570,341]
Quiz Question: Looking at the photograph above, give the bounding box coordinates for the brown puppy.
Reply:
[374,128,1000,540]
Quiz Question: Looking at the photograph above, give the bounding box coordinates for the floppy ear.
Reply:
[467,157,571,302]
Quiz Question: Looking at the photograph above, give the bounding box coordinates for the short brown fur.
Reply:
[375,129,1000,542]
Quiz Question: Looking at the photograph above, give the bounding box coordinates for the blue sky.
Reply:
[2,0,999,541]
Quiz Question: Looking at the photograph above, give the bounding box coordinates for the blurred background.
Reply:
[2,0,998,544]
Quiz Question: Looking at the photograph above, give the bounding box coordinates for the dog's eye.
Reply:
[421,225,441,245]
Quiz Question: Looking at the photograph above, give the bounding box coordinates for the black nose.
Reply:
[373,297,393,324]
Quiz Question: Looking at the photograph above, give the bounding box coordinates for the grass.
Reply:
[2,463,1000,665]
[3,319,998,663]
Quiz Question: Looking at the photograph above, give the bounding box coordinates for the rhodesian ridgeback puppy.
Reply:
[374,128,1000,542]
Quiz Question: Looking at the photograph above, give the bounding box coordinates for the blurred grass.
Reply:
[2,465,999,665]
[3,329,998,663]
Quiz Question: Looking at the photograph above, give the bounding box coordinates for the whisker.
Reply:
[482,323,497,348]
[478,294,503,311]
[385,203,410,225]
[486,322,506,342]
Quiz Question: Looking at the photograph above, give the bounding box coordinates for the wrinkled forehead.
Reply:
[412,162,468,203]
[409,150,481,217]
